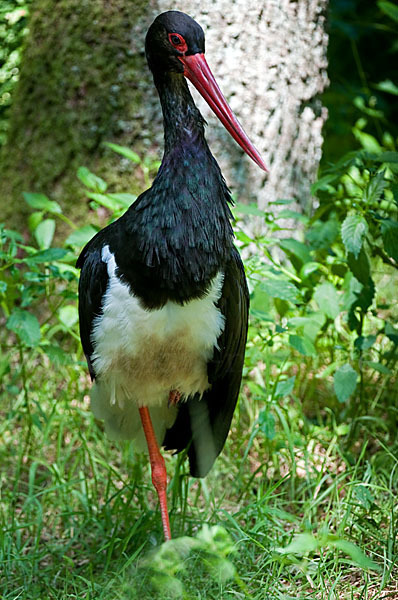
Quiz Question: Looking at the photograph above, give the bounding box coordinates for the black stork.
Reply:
[77,10,267,542]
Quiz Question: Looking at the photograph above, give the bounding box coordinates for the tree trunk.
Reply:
[0,0,328,229]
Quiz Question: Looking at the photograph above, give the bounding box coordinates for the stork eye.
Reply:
[168,33,188,53]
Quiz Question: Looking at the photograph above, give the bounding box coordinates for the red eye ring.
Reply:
[168,32,188,54]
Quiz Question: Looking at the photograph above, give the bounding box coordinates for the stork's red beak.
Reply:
[180,53,268,172]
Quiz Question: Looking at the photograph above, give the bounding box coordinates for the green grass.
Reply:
[1,150,398,598]
[1,327,397,599]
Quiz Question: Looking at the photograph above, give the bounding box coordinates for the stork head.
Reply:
[145,11,268,172]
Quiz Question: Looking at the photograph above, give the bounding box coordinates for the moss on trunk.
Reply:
[0,0,152,230]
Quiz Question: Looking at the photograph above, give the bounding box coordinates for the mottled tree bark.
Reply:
[0,0,328,229]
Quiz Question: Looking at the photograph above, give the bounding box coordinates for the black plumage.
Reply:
[77,11,265,536]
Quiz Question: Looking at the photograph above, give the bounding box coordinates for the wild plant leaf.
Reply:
[77,167,107,192]
[258,410,276,440]
[300,261,322,279]
[363,170,385,204]
[107,193,137,207]
[275,209,309,224]
[378,0,398,22]
[6,308,41,347]
[25,248,67,264]
[334,364,358,403]
[331,539,379,570]
[374,80,398,96]
[341,214,368,258]
[313,282,340,319]
[261,279,300,304]
[310,173,338,194]
[289,334,316,356]
[58,305,78,328]
[353,124,382,153]
[355,277,375,312]
[23,192,62,214]
[372,151,398,163]
[306,218,339,250]
[391,183,398,207]
[65,225,98,248]
[347,248,370,285]
[365,361,391,375]
[353,485,375,510]
[275,375,295,398]
[380,219,398,261]
[103,141,141,163]
[354,335,376,351]
[288,314,325,342]
[279,238,312,265]
[28,211,44,232]
[234,202,266,217]
[86,192,124,211]
[277,533,318,555]
[385,322,398,345]
[34,218,55,249]
[42,344,72,366]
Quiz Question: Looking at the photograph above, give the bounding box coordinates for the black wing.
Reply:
[76,236,110,380]
[163,247,249,477]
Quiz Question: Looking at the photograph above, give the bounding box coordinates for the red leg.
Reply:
[138,406,171,541]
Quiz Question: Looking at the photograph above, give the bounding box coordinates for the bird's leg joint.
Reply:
[168,389,181,407]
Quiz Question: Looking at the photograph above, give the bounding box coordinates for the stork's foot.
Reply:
[168,389,181,407]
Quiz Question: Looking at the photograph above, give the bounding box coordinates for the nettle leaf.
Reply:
[6,308,41,347]
[23,192,62,214]
[34,218,56,249]
[363,170,386,204]
[334,364,358,403]
[313,282,340,319]
[341,214,368,259]
[261,279,300,304]
[380,219,398,262]
[77,167,107,192]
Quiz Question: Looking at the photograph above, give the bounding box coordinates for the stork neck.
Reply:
[155,72,206,153]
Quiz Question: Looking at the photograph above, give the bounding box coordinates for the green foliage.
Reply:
[1,140,398,597]
[0,0,32,146]
[325,0,398,163]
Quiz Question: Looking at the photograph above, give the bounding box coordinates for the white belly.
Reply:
[89,246,225,444]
